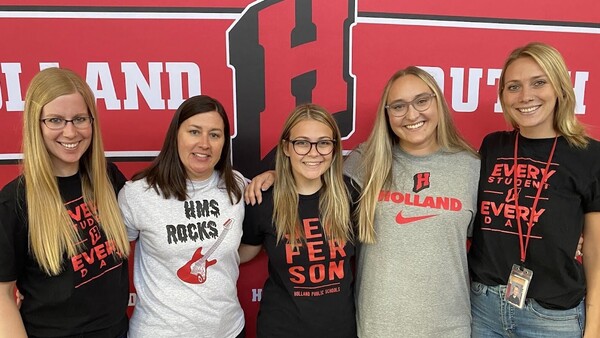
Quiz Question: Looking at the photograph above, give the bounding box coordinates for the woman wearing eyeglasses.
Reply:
[245,67,479,337]
[239,103,360,337]
[344,66,479,337]
[0,67,130,337]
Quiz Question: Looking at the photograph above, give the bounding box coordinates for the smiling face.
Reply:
[177,111,225,181]
[41,92,92,176]
[386,74,439,156]
[501,56,557,138]
[284,119,334,194]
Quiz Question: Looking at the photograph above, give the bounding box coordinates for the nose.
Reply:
[307,143,320,156]
[61,121,78,137]
[519,86,534,102]
[197,134,210,148]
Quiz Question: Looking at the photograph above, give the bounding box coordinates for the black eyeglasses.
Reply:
[40,116,94,130]
[385,93,436,117]
[288,139,335,156]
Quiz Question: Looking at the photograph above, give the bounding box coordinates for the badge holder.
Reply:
[505,264,532,309]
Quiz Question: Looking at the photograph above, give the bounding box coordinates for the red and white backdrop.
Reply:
[1,0,599,336]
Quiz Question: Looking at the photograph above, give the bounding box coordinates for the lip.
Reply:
[404,121,425,130]
[516,105,541,114]
[58,141,80,149]
[302,160,323,167]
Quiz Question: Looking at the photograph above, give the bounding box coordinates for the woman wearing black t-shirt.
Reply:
[468,42,600,337]
[0,68,130,338]
[239,104,359,338]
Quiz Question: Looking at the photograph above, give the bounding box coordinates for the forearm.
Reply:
[583,212,600,337]
[238,244,262,264]
[584,252,600,337]
[0,283,27,338]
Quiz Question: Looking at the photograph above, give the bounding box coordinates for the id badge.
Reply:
[505,264,533,309]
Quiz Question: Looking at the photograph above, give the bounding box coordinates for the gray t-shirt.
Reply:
[344,144,479,338]
[119,171,246,338]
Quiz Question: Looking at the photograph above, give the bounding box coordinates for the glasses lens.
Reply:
[316,141,334,155]
[292,140,311,155]
[42,118,64,130]
[414,96,433,111]
[387,103,407,117]
[73,116,92,128]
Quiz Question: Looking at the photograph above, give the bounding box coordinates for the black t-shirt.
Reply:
[242,176,360,338]
[0,163,129,338]
[469,131,600,309]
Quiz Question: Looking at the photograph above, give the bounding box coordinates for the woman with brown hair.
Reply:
[119,95,246,337]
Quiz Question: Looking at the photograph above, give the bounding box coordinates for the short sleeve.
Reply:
[582,141,600,213]
[107,162,127,193]
[467,158,481,238]
[0,214,18,281]
[478,133,495,160]
[343,143,366,187]
[241,190,272,246]
[0,179,28,281]
[118,182,140,241]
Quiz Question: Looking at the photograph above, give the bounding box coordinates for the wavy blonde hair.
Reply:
[22,67,129,275]
[356,66,478,243]
[273,103,352,249]
[499,42,588,148]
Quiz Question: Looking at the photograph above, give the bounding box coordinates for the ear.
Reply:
[282,140,290,157]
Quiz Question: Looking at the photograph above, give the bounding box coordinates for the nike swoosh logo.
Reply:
[395,211,437,225]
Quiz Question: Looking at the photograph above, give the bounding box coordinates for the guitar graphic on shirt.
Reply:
[177,218,234,284]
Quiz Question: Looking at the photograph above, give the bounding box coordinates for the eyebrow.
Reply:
[388,92,432,103]
[505,74,548,83]
[290,136,333,140]
[188,124,224,132]
[40,113,89,118]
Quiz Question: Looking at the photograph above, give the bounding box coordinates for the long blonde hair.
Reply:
[22,67,129,276]
[356,66,478,243]
[499,42,588,148]
[273,103,352,249]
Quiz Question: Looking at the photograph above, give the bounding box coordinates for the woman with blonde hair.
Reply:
[239,103,359,337]
[0,67,130,337]
[246,66,480,337]
[344,66,479,337]
[469,42,600,337]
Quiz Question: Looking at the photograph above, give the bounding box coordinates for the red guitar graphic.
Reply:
[177,218,234,284]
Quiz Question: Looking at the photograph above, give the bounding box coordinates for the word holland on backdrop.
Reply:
[0,62,590,114]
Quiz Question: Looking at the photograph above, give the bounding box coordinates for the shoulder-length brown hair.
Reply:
[133,95,242,203]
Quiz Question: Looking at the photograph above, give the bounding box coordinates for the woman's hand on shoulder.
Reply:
[244,170,276,205]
